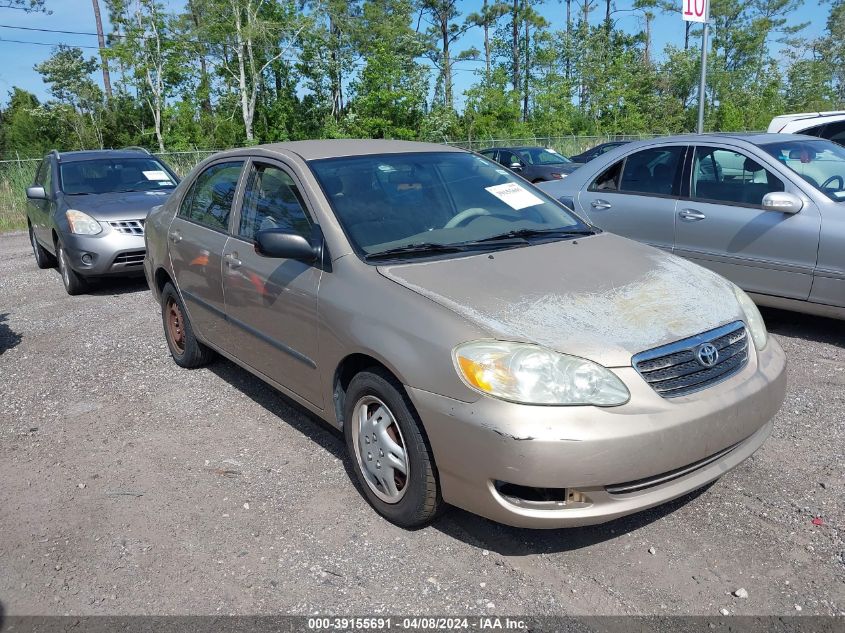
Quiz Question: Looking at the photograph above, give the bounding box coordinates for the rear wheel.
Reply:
[344,368,442,528]
[29,224,54,269]
[161,282,215,368]
[56,240,87,295]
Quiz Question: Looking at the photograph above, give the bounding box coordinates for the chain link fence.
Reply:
[0,137,654,231]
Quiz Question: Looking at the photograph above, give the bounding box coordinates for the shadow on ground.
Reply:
[763,307,843,348]
[0,313,22,355]
[207,354,714,553]
[86,275,150,297]
[431,484,713,555]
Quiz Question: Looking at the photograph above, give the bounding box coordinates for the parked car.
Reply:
[539,133,845,320]
[25,148,179,295]
[569,141,631,164]
[768,111,845,145]
[478,146,582,182]
[145,140,785,529]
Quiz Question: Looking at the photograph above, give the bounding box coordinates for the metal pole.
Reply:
[696,19,709,134]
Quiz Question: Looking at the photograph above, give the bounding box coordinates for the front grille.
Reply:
[633,321,749,398]
[606,441,741,495]
[113,250,145,266]
[109,219,145,235]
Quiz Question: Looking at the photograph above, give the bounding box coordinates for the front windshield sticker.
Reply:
[142,170,171,181]
[485,182,544,210]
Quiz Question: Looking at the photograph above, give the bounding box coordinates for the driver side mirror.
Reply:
[254,228,318,263]
[26,186,47,200]
[762,191,803,214]
[509,162,524,171]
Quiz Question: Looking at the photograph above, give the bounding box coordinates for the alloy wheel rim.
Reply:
[58,246,70,287]
[166,298,186,354]
[351,395,409,504]
[30,229,39,260]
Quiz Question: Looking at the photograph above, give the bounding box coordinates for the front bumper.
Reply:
[61,230,146,277]
[408,339,786,528]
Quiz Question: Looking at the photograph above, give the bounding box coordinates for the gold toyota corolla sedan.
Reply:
[144,140,786,529]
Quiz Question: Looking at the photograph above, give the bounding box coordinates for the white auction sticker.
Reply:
[485,182,543,210]
[142,170,171,181]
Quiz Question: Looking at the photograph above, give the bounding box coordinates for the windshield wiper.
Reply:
[364,242,475,261]
[463,227,596,245]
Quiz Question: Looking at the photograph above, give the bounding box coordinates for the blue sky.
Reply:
[0,0,830,108]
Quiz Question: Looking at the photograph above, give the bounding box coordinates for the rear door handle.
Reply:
[678,209,707,221]
[168,230,182,243]
[224,252,242,269]
[591,199,612,210]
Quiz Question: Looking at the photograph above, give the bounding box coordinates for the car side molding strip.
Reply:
[181,289,317,369]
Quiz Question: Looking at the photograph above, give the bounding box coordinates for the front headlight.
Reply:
[65,209,102,235]
[733,285,768,351]
[453,341,630,406]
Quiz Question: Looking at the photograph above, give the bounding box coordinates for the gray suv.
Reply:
[25,148,179,295]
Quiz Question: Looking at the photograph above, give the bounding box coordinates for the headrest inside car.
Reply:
[743,158,764,172]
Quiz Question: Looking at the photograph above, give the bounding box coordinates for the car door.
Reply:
[497,149,530,179]
[576,145,686,252]
[168,160,245,348]
[222,159,324,408]
[28,158,52,245]
[673,145,820,300]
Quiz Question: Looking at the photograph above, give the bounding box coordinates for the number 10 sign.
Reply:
[683,0,709,22]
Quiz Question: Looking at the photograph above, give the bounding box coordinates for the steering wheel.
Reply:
[820,175,844,190]
[444,207,491,229]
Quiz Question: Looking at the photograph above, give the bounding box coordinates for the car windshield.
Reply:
[60,157,177,195]
[515,148,572,165]
[309,152,590,259]
[760,139,845,202]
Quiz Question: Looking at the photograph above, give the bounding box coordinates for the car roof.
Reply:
[626,132,819,147]
[56,149,157,163]
[231,139,463,162]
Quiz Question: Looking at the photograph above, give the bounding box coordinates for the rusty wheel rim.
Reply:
[166,297,186,354]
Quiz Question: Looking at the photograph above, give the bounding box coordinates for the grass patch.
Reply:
[0,160,39,233]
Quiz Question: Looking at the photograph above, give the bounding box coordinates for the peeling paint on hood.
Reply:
[378,233,744,367]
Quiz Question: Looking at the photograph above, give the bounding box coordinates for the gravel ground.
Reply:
[0,230,843,617]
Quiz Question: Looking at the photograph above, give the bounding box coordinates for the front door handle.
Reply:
[678,209,707,221]
[224,252,242,269]
[591,199,612,210]
[168,230,182,243]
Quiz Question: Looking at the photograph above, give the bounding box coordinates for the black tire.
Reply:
[160,282,215,368]
[28,224,54,269]
[343,368,443,528]
[56,240,87,295]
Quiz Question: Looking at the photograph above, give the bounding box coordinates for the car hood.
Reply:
[62,190,174,221]
[378,233,744,367]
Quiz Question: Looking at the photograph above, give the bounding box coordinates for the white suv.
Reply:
[768,111,845,145]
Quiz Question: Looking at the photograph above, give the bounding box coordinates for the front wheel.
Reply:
[29,224,55,269]
[160,282,215,368]
[56,240,87,295]
[344,369,443,528]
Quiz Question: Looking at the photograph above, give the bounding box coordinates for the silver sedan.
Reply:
[539,133,845,320]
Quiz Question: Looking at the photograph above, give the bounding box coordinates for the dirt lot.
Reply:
[0,230,843,617]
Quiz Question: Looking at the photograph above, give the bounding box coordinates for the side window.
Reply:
[800,123,826,138]
[238,163,312,241]
[590,160,623,191]
[34,159,47,186]
[499,150,521,167]
[691,147,784,207]
[619,146,684,195]
[42,161,52,196]
[179,161,243,231]
[480,150,497,162]
[820,121,845,145]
